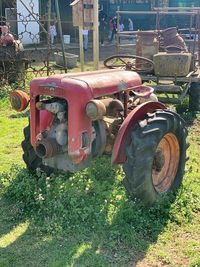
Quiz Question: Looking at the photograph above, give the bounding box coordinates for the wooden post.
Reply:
[93,0,99,70]
[156,11,160,32]
[55,0,67,73]
[47,0,51,76]
[47,0,51,42]
[198,11,200,66]
[79,26,84,71]
[117,6,120,54]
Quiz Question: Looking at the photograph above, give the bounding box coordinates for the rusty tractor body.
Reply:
[10,69,187,205]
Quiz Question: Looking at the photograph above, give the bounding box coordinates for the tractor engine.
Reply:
[33,96,125,172]
[35,99,68,159]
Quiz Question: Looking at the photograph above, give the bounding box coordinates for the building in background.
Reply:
[17,0,40,44]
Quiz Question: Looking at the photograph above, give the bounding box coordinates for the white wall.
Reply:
[17,0,40,45]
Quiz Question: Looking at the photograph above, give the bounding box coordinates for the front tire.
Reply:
[123,110,187,205]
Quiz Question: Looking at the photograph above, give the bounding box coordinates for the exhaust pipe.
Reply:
[35,139,60,159]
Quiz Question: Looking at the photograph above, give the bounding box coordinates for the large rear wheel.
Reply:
[123,110,187,205]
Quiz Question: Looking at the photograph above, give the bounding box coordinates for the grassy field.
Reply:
[0,89,200,267]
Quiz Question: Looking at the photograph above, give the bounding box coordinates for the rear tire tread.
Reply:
[123,110,187,205]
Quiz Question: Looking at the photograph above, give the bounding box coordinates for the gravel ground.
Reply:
[23,40,136,64]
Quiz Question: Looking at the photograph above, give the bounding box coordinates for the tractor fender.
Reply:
[112,101,166,164]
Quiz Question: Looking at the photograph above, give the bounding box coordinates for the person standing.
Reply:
[82,29,89,51]
[119,20,124,43]
[128,17,133,31]
[99,15,107,46]
[49,21,57,47]
[108,17,113,41]
[110,15,117,42]
[119,21,124,32]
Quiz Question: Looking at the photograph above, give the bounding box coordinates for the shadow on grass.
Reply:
[176,101,200,128]
[0,159,177,267]
[9,109,29,119]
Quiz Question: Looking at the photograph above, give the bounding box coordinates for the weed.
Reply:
[0,82,15,99]
[0,97,199,267]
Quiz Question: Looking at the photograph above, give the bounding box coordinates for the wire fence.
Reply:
[0,0,69,85]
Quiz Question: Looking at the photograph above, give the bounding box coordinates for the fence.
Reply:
[0,0,72,85]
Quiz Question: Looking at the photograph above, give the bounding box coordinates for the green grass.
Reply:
[0,98,28,171]
[0,94,200,267]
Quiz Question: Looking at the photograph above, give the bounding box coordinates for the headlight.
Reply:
[85,100,106,120]
[9,90,30,112]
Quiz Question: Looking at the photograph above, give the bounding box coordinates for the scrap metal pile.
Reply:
[0,23,25,82]
[105,7,200,110]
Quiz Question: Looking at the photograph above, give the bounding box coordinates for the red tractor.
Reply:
[10,69,187,205]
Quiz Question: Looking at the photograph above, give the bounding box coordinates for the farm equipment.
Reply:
[0,25,27,82]
[111,7,200,111]
[10,69,187,205]
[104,52,200,111]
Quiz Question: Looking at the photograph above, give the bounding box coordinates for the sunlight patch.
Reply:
[69,243,92,267]
[106,188,124,225]
[0,221,29,248]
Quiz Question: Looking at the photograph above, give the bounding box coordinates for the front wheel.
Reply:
[21,123,52,174]
[123,110,187,205]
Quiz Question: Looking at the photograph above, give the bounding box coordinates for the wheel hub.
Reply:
[153,149,165,172]
[152,133,180,193]
[125,62,132,70]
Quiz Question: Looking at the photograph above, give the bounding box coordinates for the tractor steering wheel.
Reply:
[104,55,154,74]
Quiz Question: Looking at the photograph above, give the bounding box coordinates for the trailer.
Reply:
[104,7,200,111]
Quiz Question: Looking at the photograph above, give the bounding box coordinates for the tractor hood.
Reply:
[30,69,142,99]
